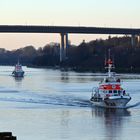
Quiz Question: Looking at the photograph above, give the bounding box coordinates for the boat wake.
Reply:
[125,102,140,109]
[91,101,140,109]
[0,87,139,109]
[0,90,91,108]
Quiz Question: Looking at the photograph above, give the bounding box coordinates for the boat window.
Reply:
[118,90,121,94]
[105,79,109,82]
[114,90,117,93]
[103,90,108,93]
[109,90,112,93]
[99,90,103,94]
[117,78,120,82]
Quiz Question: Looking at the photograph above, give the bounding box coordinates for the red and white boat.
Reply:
[12,61,24,77]
[90,54,131,108]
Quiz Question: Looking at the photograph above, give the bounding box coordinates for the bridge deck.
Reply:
[0,25,139,34]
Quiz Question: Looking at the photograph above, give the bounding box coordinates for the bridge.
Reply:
[0,25,140,61]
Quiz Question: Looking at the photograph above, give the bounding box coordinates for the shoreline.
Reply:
[26,65,140,74]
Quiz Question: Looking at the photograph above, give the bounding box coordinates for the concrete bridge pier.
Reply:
[131,34,136,47]
[137,35,140,44]
[65,33,69,49]
[60,33,69,62]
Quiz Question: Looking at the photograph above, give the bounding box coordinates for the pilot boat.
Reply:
[90,55,131,108]
[12,61,24,77]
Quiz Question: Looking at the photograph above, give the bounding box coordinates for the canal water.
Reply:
[0,66,139,140]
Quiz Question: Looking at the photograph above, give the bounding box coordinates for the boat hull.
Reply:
[90,97,131,109]
[12,71,24,77]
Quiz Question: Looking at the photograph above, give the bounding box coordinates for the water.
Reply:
[0,66,140,140]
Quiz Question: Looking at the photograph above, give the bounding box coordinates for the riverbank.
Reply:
[26,64,140,74]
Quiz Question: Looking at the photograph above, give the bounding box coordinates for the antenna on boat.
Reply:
[108,49,111,60]
[104,52,107,66]
[105,49,114,77]
[17,58,20,65]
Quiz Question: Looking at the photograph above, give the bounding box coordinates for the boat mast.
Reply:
[17,59,20,65]
[107,49,112,77]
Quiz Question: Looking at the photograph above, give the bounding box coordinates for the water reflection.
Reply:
[60,110,70,127]
[92,107,131,140]
[14,77,24,82]
[61,72,69,83]
[13,77,24,87]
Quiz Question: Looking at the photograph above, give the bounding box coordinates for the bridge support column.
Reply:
[60,33,69,62]
[131,35,136,47]
[137,35,140,44]
[65,33,69,49]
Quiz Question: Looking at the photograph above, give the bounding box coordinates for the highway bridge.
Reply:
[0,25,139,61]
[0,25,140,34]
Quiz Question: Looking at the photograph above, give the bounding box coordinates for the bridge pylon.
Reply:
[137,35,140,44]
[60,33,69,62]
[131,34,136,47]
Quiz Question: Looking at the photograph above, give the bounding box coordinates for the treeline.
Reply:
[1,36,140,72]
[0,43,60,66]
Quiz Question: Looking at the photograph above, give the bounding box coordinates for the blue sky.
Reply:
[0,0,139,49]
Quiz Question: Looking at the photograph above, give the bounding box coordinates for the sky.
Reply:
[0,0,140,50]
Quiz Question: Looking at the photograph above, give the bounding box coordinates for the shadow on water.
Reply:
[61,72,69,83]
[13,76,24,88]
[14,77,24,82]
[92,107,131,140]
[92,107,131,118]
